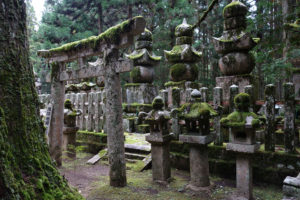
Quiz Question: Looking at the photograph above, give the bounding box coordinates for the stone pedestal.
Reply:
[125,83,158,104]
[63,126,79,159]
[236,155,253,200]
[179,134,214,188]
[146,134,172,183]
[216,75,257,101]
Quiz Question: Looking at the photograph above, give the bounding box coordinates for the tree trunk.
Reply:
[0,0,82,199]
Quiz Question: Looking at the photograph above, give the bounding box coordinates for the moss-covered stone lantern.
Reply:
[126,29,161,83]
[139,96,172,184]
[175,89,216,190]
[164,19,202,82]
[220,93,262,200]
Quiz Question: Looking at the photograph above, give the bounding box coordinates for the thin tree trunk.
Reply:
[97,2,103,34]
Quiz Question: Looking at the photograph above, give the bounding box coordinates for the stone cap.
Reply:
[179,133,215,145]
[223,0,248,19]
[175,18,193,37]
[226,142,260,153]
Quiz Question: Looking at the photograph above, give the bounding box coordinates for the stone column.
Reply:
[213,87,223,146]
[49,62,65,166]
[146,135,172,183]
[245,85,254,112]
[236,155,253,200]
[284,82,296,153]
[265,84,275,152]
[229,84,239,113]
[161,89,169,109]
[104,48,127,187]
[63,127,78,159]
[189,145,210,187]
[172,87,181,139]
[200,87,208,102]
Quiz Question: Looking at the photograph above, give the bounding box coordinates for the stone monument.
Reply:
[164,19,202,107]
[283,173,300,200]
[221,93,261,200]
[213,0,260,101]
[125,28,161,104]
[175,89,217,190]
[63,99,82,159]
[139,96,172,184]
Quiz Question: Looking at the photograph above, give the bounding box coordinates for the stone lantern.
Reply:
[163,19,202,107]
[221,93,261,200]
[63,99,82,159]
[213,0,260,101]
[139,96,172,184]
[175,89,217,190]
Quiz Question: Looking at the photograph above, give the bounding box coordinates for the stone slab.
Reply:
[146,134,172,145]
[284,176,300,187]
[141,153,152,171]
[226,143,260,153]
[124,143,151,153]
[179,134,215,145]
[283,185,300,199]
[216,75,257,101]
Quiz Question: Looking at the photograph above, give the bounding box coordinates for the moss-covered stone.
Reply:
[43,16,144,56]
[130,67,141,82]
[152,96,164,110]
[223,1,247,18]
[175,19,193,37]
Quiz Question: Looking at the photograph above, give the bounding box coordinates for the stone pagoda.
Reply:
[164,19,202,108]
[125,28,161,105]
[213,0,260,101]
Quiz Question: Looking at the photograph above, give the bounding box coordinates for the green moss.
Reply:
[184,102,217,119]
[170,63,186,80]
[130,66,141,82]
[45,16,143,55]
[64,99,72,110]
[223,1,247,17]
[126,49,145,60]
[220,111,259,128]
[164,80,186,87]
[152,96,164,110]
[176,36,192,45]
[124,83,141,87]
[287,67,300,74]
[175,22,193,37]
[234,93,251,111]
[253,37,260,43]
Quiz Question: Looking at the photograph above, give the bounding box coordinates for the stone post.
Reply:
[104,48,127,187]
[49,62,65,166]
[265,84,275,152]
[200,87,208,102]
[229,84,239,113]
[171,87,181,139]
[236,155,253,199]
[161,89,168,109]
[244,85,254,112]
[213,87,223,146]
[284,82,296,153]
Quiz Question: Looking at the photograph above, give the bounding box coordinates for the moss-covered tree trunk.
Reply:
[0,1,82,199]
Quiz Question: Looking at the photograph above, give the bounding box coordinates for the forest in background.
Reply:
[26,0,300,99]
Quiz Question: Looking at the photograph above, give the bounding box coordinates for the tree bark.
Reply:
[0,0,82,199]
[97,2,103,34]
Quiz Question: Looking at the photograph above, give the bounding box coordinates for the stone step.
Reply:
[124,143,151,155]
[125,152,147,160]
[126,158,137,163]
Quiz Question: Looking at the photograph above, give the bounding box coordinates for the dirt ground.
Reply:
[59,153,283,200]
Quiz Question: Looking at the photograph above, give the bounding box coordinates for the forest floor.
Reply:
[59,154,283,200]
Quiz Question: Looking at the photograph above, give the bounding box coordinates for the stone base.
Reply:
[216,75,257,101]
[179,133,215,145]
[226,143,260,153]
[185,182,215,192]
[125,83,158,104]
[146,134,172,145]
